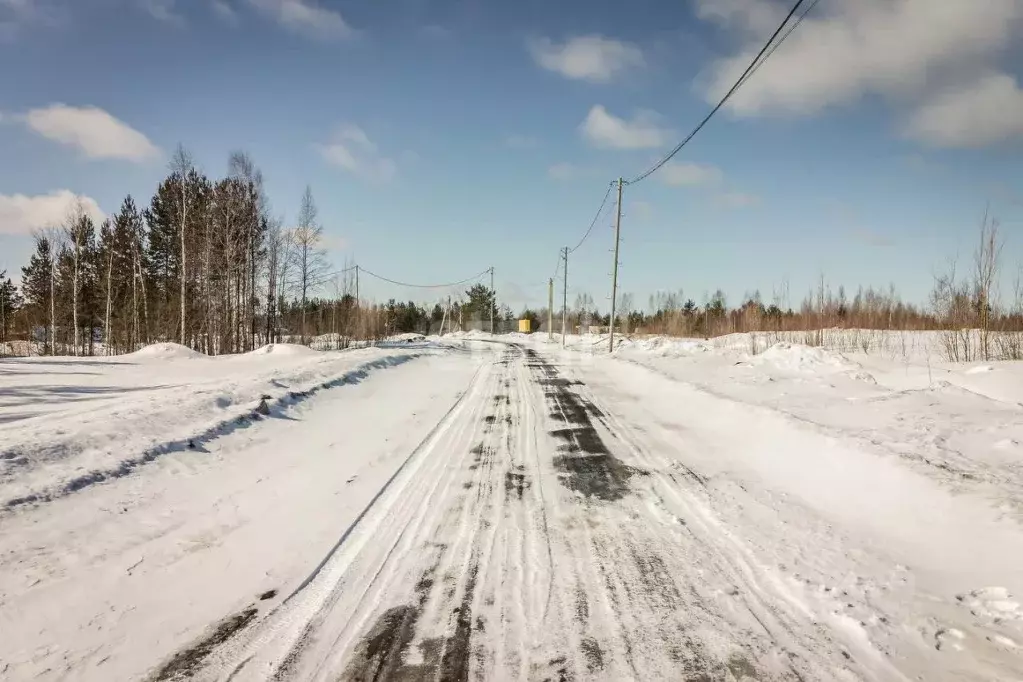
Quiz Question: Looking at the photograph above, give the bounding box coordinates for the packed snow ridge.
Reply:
[1,332,1022,681]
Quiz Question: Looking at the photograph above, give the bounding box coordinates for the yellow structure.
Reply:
[518,318,532,333]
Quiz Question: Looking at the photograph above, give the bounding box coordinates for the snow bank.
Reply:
[629,336,712,357]
[750,342,856,372]
[246,343,320,357]
[128,342,206,360]
[386,333,426,343]
[0,346,428,508]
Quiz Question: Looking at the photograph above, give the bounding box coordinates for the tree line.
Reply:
[0,148,515,357]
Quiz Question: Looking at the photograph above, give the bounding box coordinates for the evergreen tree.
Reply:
[20,235,54,352]
[463,283,496,324]
[0,270,22,346]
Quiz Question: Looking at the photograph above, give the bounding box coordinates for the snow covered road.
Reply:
[2,338,1022,681]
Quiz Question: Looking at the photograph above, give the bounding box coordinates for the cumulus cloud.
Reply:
[0,190,104,235]
[694,0,1023,147]
[905,73,1023,148]
[211,0,238,24]
[659,161,723,187]
[21,104,160,162]
[246,0,352,40]
[579,105,674,150]
[528,35,644,83]
[318,124,397,182]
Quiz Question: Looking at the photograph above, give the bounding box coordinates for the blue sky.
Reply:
[2,0,1022,314]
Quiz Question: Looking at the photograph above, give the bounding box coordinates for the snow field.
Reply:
[1,332,1022,680]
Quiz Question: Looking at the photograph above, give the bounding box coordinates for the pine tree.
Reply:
[21,235,54,353]
[0,270,22,348]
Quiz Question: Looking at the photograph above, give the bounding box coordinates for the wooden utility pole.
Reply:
[608,178,623,353]
[355,265,360,307]
[548,278,554,341]
[561,247,568,348]
[490,266,495,334]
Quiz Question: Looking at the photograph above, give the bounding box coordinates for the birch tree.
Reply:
[293,186,328,344]
[171,145,193,345]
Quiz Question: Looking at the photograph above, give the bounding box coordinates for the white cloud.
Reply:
[318,124,397,182]
[659,161,723,187]
[141,0,184,25]
[547,162,579,181]
[715,192,760,208]
[904,73,1023,148]
[246,0,352,40]
[21,104,160,162]
[211,0,238,24]
[0,190,104,236]
[528,35,644,83]
[579,105,674,150]
[0,0,62,40]
[696,0,1023,133]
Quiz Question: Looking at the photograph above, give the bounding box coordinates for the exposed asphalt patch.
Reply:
[504,468,530,500]
[149,607,258,681]
[522,348,641,502]
[580,637,605,672]
[343,548,482,682]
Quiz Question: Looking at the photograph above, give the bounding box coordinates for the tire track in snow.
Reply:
[152,355,491,680]
[155,342,861,681]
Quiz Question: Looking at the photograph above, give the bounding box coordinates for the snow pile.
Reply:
[128,342,206,360]
[246,343,320,357]
[386,333,426,343]
[444,330,491,340]
[751,342,857,372]
[630,336,712,357]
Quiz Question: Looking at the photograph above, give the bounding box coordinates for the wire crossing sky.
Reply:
[1,0,1020,313]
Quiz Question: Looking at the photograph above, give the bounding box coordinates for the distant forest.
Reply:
[0,150,1020,362]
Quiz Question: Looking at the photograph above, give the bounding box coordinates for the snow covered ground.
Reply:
[1,333,1021,680]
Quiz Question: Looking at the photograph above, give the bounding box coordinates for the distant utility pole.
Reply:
[548,278,554,341]
[561,247,568,348]
[490,266,495,334]
[608,178,623,354]
[355,265,360,307]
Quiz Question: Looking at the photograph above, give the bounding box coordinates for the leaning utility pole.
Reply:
[561,247,568,348]
[548,278,554,342]
[490,266,495,334]
[608,178,623,354]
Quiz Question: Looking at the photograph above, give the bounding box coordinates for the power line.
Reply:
[737,0,823,91]
[624,0,810,186]
[569,182,615,254]
[359,266,492,289]
[319,264,359,281]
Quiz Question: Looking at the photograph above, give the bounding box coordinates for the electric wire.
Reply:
[624,0,810,186]
[569,182,615,254]
[358,266,492,289]
[736,0,823,91]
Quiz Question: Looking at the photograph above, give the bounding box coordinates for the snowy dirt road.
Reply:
[3,339,1022,681]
